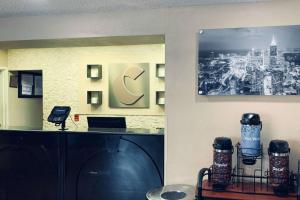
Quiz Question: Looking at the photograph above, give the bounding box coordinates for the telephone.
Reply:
[48,106,71,130]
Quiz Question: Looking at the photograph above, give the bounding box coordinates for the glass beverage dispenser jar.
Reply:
[212,137,233,191]
[240,113,262,165]
[268,140,290,196]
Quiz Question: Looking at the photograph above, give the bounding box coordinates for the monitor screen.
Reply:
[87,117,126,129]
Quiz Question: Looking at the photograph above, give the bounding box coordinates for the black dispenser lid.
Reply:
[240,113,261,125]
[268,140,290,154]
[213,137,232,150]
[242,157,257,165]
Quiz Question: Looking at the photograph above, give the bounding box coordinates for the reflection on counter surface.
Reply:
[1,126,164,135]
[0,127,164,200]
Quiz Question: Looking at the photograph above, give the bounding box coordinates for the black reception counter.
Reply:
[0,127,164,200]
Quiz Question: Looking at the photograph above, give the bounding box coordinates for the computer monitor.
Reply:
[87,117,126,129]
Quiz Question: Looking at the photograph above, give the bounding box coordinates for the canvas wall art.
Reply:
[198,25,300,95]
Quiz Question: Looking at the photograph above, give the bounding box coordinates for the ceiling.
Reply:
[0,0,272,18]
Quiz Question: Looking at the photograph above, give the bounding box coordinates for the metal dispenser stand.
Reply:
[196,143,300,200]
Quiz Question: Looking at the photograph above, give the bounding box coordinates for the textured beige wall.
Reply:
[1,50,43,128]
[8,86,43,128]
[0,50,7,67]
[0,0,300,185]
[7,45,165,129]
[0,50,7,128]
[0,71,3,128]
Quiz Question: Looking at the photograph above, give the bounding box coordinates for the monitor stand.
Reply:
[59,121,68,131]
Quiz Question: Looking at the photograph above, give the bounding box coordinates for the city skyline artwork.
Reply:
[198,25,300,95]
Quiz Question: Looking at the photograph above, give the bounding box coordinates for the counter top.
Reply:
[0,126,164,135]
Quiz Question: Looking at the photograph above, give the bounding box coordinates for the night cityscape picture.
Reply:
[198,25,300,95]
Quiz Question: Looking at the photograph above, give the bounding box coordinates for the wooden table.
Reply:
[200,180,297,200]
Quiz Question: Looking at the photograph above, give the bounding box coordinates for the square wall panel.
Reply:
[109,63,149,108]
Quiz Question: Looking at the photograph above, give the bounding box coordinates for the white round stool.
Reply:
[146,184,195,200]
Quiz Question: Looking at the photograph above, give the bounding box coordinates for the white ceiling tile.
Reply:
[0,0,272,18]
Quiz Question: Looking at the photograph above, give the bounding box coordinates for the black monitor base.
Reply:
[58,121,68,131]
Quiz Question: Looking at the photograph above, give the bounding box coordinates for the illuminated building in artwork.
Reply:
[269,35,277,67]
[263,72,273,95]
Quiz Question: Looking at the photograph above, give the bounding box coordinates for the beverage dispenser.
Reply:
[240,113,262,165]
[212,137,233,191]
[268,140,290,196]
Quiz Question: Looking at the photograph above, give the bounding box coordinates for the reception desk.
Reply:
[0,127,164,200]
